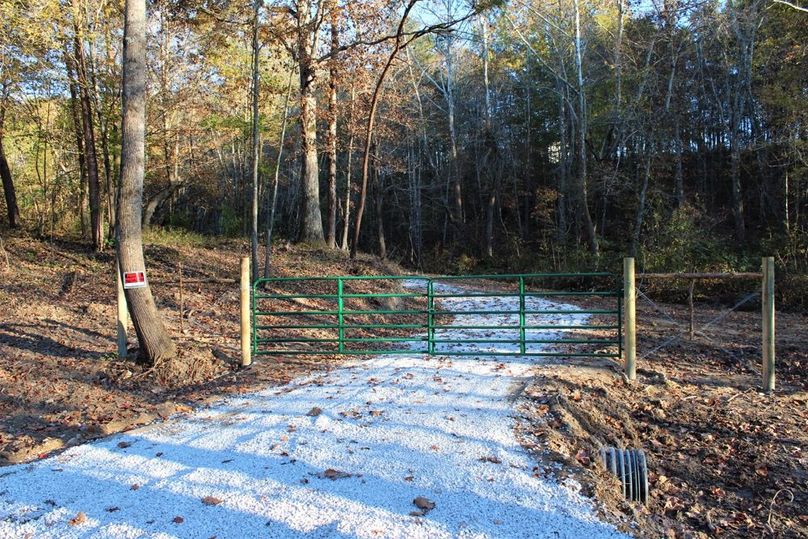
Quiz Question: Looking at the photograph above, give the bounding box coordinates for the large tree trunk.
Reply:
[325,3,339,248]
[296,0,325,244]
[0,90,20,229]
[74,29,104,251]
[118,0,176,365]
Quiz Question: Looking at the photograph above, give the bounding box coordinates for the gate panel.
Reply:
[253,273,622,358]
[253,276,430,356]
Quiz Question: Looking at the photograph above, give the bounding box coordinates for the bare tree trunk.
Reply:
[573,0,598,256]
[615,0,624,116]
[407,141,422,267]
[556,85,568,244]
[481,16,497,258]
[118,0,176,365]
[74,29,104,251]
[264,67,294,278]
[631,145,652,256]
[448,99,463,226]
[325,4,339,248]
[88,39,116,239]
[143,181,183,227]
[674,117,684,207]
[729,129,746,243]
[250,0,261,281]
[375,165,386,260]
[340,84,355,251]
[64,52,88,236]
[296,0,325,244]
[0,115,18,228]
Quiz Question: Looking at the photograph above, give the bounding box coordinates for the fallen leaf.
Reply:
[480,455,502,464]
[130,483,140,491]
[173,516,184,524]
[413,496,435,513]
[117,441,132,449]
[575,449,591,466]
[202,496,222,506]
[306,407,322,417]
[320,468,352,480]
[69,512,87,526]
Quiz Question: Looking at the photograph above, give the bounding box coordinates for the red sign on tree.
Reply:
[123,271,147,289]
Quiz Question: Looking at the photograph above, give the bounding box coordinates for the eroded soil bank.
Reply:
[517,299,807,538]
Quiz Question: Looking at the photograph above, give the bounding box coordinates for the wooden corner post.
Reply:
[240,256,252,367]
[623,257,637,381]
[116,261,128,360]
[762,256,775,392]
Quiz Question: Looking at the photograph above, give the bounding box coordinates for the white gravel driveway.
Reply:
[0,282,627,538]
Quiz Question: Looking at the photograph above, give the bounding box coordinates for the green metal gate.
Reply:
[252,273,622,358]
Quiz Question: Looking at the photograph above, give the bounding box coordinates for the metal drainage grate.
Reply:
[600,447,649,503]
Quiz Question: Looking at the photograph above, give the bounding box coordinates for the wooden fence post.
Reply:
[241,256,252,367]
[116,261,128,360]
[762,256,775,392]
[624,257,637,381]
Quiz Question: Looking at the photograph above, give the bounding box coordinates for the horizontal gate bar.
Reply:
[430,272,614,280]
[432,309,619,316]
[429,338,619,344]
[255,292,425,300]
[257,337,428,343]
[254,349,621,358]
[255,309,428,316]
[430,291,620,298]
[256,323,428,330]
[255,275,431,283]
[433,324,620,331]
[255,272,612,283]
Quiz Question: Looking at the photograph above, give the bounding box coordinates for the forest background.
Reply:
[0,0,806,306]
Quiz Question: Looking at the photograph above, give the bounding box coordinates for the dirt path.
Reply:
[0,283,626,538]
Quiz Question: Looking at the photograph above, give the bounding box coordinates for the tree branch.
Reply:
[771,0,808,13]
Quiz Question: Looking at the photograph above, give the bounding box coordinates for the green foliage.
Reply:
[639,203,743,273]
[219,206,243,238]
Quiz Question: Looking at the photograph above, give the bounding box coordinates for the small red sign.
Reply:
[123,271,147,289]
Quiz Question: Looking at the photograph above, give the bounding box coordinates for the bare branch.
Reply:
[771,0,808,12]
